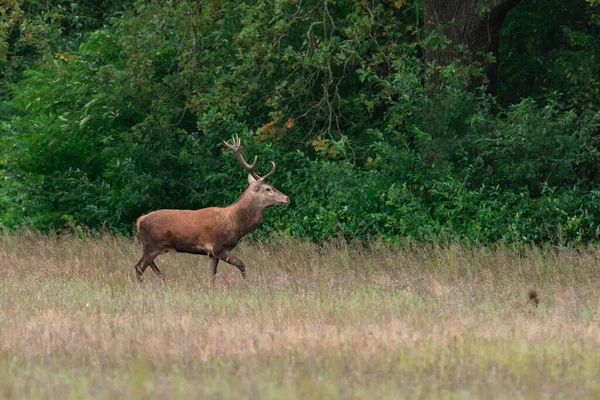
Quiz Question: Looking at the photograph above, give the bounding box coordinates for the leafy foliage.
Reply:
[1,0,600,244]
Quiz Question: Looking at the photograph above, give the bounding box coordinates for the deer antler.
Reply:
[224,134,276,180]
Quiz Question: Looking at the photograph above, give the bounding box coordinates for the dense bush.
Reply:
[1,0,600,244]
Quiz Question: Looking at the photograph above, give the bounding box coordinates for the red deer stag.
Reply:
[134,135,289,283]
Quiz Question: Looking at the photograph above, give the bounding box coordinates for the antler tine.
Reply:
[260,161,276,180]
[224,134,259,178]
[223,134,239,151]
[223,134,277,181]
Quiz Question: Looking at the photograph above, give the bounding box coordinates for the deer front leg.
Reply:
[217,250,247,281]
[208,255,219,285]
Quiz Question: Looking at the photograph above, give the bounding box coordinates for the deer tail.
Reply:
[136,215,147,233]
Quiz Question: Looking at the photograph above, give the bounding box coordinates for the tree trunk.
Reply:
[423,0,523,95]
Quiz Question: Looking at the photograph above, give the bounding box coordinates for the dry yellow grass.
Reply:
[0,231,599,398]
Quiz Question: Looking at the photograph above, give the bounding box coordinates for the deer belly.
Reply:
[165,236,210,255]
[170,244,209,255]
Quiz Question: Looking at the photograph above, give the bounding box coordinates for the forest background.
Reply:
[1,0,600,245]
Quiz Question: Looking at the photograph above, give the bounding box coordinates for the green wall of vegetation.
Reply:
[1,0,600,244]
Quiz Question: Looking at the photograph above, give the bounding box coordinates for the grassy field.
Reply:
[0,232,599,399]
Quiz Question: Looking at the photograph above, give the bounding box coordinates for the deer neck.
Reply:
[229,191,265,237]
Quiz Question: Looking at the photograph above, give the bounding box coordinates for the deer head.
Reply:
[224,134,289,208]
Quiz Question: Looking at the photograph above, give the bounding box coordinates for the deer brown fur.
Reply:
[134,135,289,283]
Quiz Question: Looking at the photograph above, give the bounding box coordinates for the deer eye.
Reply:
[266,187,272,192]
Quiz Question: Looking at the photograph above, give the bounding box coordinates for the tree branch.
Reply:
[489,0,523,21]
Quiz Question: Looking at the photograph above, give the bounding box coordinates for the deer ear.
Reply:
[247,173,257,184]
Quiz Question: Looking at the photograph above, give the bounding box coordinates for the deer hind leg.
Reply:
[134,256,148,282]
[148,258,165,281]
[137,235,164,281]
[135,255,163,282]
[217,251,247,281]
